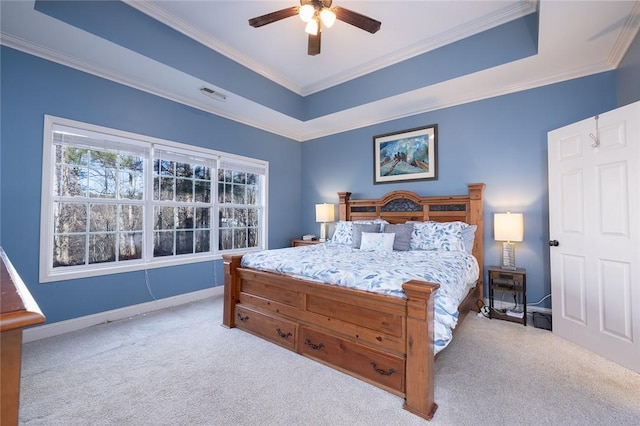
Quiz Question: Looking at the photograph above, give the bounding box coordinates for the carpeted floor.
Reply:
[19,296,640,425]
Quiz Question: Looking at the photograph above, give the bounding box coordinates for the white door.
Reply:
[548,101,640,373]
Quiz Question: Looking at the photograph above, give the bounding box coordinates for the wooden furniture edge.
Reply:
[222,254,242,329]
[0,248,45,332]
[1,247,45,426]
[467,183,485,307]
[402,280,440,420]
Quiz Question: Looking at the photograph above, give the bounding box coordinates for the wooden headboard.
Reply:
[337,183,485,289]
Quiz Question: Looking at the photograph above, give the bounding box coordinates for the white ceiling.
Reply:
[2,1,639,141]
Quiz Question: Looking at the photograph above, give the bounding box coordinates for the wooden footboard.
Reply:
[223,254,441,420]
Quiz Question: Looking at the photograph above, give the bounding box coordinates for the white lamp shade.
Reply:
[494,212,524,242]
[299,4,314,22]
[304,19,319,35]
[315,203,335,222]
[320,8,336,27]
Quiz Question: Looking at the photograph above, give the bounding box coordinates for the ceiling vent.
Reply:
[200,86,227,102]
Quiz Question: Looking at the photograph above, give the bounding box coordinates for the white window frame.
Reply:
[39,115,268,283]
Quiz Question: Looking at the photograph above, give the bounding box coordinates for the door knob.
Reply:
[549,240,559,247]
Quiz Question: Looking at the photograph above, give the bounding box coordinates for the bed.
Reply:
[222,183,485,421]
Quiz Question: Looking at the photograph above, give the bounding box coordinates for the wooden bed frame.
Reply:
[222,183,484,421]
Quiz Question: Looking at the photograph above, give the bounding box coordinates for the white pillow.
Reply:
[359,232,395,253]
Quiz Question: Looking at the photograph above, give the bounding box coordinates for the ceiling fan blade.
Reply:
[333,7,381,34]
[308,31,321,56]
[249,6,299,28]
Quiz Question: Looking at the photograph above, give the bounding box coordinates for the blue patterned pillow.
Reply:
[441,221,476,253]
[330,221,353,245]
[410,221,466,251]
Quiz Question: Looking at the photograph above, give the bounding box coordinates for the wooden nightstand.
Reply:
[488,266,527,326]
[290,239,323,247]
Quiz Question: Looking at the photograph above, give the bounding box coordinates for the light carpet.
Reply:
[19,296,640,425]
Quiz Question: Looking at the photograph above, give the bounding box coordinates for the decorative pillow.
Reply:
[330,219,389,246]
[383,223,413,251]
[359,232,395,253]
[352,223,381,248]
[410,221,466,251]
[440,221,476,253]
[330,221,353,245]
[354,218,389,231]
[461,224,477,254]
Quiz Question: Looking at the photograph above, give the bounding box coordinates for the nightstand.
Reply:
[290,239,323,247]
[488,266,527,326]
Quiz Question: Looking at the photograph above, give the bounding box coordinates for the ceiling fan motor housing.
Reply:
[300,0,333,8]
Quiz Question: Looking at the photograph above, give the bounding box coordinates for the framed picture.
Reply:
[373,124,438,184]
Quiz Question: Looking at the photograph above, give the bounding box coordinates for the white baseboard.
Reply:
[23,286,224,343]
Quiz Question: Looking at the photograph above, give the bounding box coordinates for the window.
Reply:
[217,167,261,251]
[151,149,216,258]
[40,116,268,282]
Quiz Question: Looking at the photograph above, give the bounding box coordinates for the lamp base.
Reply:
[500,242,517,270]
[319,222,329,242]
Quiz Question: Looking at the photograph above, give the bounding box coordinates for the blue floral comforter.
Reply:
[241,243,479,354]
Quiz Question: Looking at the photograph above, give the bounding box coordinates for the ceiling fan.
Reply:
[248,0,381,56]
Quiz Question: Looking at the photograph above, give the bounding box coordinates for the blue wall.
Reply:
[0,46,301,323]
[300,72,618,308]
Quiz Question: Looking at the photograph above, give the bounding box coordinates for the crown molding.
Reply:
[607,0,640,67]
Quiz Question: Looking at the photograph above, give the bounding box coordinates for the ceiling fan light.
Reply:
[320,8,336,28]
[304,19,319,36]
[299,4,314,22]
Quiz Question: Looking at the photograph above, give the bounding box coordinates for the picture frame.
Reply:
[373,124,438,184]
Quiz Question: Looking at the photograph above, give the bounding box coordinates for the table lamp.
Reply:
[494,212,524,270]
[315,203,335,241]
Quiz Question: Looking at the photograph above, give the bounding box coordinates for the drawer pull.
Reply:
[276,328,292,340]
[237,313,249,322]
[370,361,397,376]
[304,338,325,351]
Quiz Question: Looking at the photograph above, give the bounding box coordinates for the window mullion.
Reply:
[212,176,219,256]
[145,156,154,263]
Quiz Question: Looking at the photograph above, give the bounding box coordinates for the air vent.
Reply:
[200,86,227,102]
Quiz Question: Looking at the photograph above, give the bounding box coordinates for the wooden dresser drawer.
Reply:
[300,327,405,393]
[235,305,297,351]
